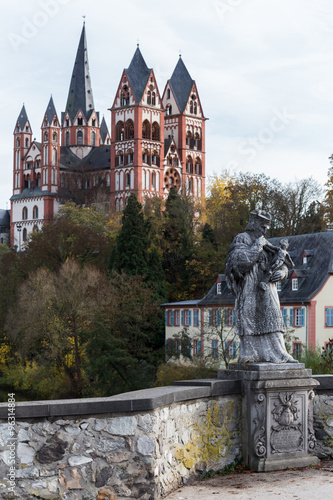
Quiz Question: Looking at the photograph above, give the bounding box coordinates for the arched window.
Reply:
[147,90,151,105]
[151,122,160,141]
[16,138,20,147]
[36,173,41,187]
[121,86,130,106]
[44,132,48,142]
[52,148,57,165]
[152,92,156,106]
[52,169,57,184]
[142,120,151,139]
[195,157,202,175]
[194,102,198,114]
[22,207,28,220]
[66,131,70,146]
[77,130,83,145]
[23,228,28,242]
[125,119,134,140]
[52,132,57,143]
[186,156,193,174]
[151,151,159,166]
[166,104,172,116]
[167,88,171,99]
[91,131,96,146]
[116,121,124,141]
[126,172,131,187]
[25,138,29,147]
[152,172,156,190]
[190,101,194,114]
[186,131,193,149]
[33,206,38,219]
[194,132,201,150]
[142,149,150,165]
[33,225,39,233]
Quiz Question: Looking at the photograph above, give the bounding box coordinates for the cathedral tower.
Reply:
[162,56,206,198]
[110,46,165,210]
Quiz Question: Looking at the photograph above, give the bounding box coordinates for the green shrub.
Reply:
[154,362,217,387]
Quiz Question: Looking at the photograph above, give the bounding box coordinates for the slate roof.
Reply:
[100,116,110,143]
[60,145,110,172]
[126,47,152,103]
[64,24,95,121]
[14,105,29,132]
[169,57,194,113]
[0,210,10,229]
[269,231,333,303]
[44,96,58,125]
[10,188,56,201]
[163,231,333,309]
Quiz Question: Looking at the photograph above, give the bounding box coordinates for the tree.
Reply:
[162,187,196,301]
[109,193,150,277]
[6,260,105,398]
[84,273,163,396]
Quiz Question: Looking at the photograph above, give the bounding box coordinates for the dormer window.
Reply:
[276,281,281,292]
[303,256,307,264]
[78,117,83,126]
[216,282,222,294]
[292,278,298,291]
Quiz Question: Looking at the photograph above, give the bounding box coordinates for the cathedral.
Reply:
[11,24,206,248]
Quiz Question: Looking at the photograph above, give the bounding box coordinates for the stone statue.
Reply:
[225,209,297,363]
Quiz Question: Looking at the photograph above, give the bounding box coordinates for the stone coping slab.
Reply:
[0,381,241,420]
[228,362,305,371]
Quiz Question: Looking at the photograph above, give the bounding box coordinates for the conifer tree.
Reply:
[109,193,150,277]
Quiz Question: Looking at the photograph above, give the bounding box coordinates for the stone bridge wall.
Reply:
[0,376,333,499]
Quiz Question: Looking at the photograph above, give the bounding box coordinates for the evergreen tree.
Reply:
[109,193,150,277]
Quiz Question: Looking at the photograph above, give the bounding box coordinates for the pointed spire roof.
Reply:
[169,57,195,112]
[126,47,152,103]
[44,96,58,126]
[65,24,95,121]
[100,116,110,143]
[15,104,29,132]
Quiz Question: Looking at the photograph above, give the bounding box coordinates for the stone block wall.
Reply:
[0,381,241,500]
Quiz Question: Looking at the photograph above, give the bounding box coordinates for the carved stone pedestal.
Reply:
[218,363,320,471]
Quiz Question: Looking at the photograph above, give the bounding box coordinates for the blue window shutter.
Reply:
[181,310,184,326]
[165,310,168,326]
[217,309,221,326]
[189,310,192,326]
[197,340,201,355]
[290,308,293,327]
[224,310,228,326]
[232,310,235,326]
[300,308,305,327]
[232,341,237,358]
[209,309,212,326]
[283,308,287,326]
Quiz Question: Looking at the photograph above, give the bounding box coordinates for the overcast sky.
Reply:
[1,0,333,209]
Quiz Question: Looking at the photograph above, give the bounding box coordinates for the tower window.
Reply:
[77,130,83,145]
[91,131,96,146]
[166,104,172,116]
[66,131,70,146]
[22,207,28,220]
[167,88,171,99]
[78,117,83,126]
[33,206,38,219]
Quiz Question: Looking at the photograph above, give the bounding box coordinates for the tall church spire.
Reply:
[64,24,95,121]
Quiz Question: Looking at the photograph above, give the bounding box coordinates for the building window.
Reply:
[22,207,28,220]
[209,309,221,327]
[167,88,171,99]
[44,132,48,142]
[212,340,218,358]
[142,120,151,139]
[276,281,282,292]
[293,342,302,358]
[91,131,96,146]
[125,119,134,140]
[116,121,124,141]
[186,131,193,149]
[193,309,199,327]
[175,310,180,326]
[225,340,237,359]
[152,92,156,106]
[294,308,305,327]
[184,310,192,326]
[126,173,131,187]
[169,310,175,326]
[77,130,83,145]
[228,309,236,326]
[326,308,333,327]
[78,117,83,126]
[66,131,70,146]
[217,282,222,294]
[303,256,307,264]
[166,104,172,115]
[23,228,28,242]
[152,122,160,141]
[292,278,298,291]
[33,206,38,219]
[193,339,201,357]
[52,132,57,143]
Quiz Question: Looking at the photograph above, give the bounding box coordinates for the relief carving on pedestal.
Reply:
[254,393,266,458]
[308,390,316,452]
[270,392,303,454]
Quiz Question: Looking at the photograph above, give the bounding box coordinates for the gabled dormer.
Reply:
[99,116,110,145]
